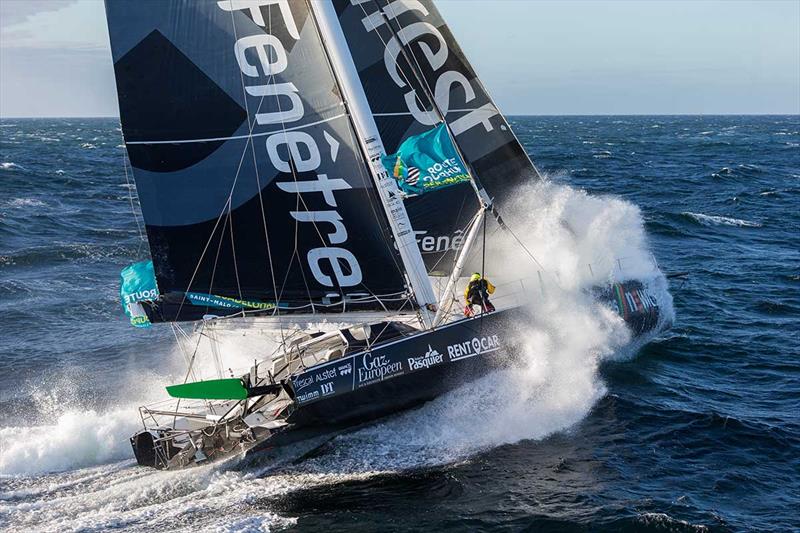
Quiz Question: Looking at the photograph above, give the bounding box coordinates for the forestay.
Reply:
[105,0,417,321]
[334,0,541,273]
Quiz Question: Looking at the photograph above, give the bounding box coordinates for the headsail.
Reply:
[105,0,420,321]
[334,0,541,273]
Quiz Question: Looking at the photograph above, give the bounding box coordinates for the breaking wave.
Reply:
[0,410,140,476]
[682,211,762,228]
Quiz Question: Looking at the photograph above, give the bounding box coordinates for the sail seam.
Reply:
[124,112,348,145]
[372,108,493,117]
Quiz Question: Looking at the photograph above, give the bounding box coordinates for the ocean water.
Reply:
[0,115,798,532]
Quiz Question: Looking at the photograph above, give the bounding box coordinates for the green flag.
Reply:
[382,123,471,196]
[120,260,158,328]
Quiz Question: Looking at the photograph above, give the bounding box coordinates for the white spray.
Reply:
[0,178,674,531]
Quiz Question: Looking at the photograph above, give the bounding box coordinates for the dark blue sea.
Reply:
[1,116,798,532]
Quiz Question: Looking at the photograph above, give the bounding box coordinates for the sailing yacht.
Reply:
[105,0,670,470]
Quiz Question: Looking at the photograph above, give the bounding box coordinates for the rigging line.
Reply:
[173,122,265,321]
[481,208,487,281]
[357,0,436,119]
[376,0,488,204]
[307,3,413,314]
[384,0,543,180]
[171,321,207,416]
[170,323,197,382]
[372,109,490,117]
[228,195,244,313]
[444,209,482,300]
[119,137,145,256]
[228,5,286,344]
[425,194,476,275]
[207,201,230,306]
[354,1,455,317]
[225,3,254,318]
[333,74,408,293]
[381,0,440,122]
[173,26,282,322]
[502,221,547,272]
[433,209,484,321]
[263,6,355,309]
[174,2,319,324]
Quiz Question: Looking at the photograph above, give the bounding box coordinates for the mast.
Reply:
[366,3,492,323]
[311,0,437,327]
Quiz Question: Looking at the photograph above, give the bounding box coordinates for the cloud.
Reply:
[0,0,78,28]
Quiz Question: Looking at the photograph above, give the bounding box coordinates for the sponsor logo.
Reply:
[185,292,277,310]
[421,158,466,186]
[221,0,363,289]
[294,375,314,391]
[296,389,319,403]
[338,363,352,376]
[447,334,501,361]
[407,345,444,371]
[357,3,500,136]
[320,382,335,396]
[315,367,337,382]
[357,352,403,385]
[625,288,659,312]
[414,230,465,254]
[124,288,158,304]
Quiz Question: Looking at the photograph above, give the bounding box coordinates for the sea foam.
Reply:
[0,179,672,531]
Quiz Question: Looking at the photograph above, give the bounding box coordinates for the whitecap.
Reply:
[711,167,733,179]
[81,143,97,149]
[682,211,762,228]
[5,198,46,208]
[0,162,23,170]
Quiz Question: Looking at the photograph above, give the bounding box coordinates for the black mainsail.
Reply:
[334,0,541,273]
[106,0,433,321]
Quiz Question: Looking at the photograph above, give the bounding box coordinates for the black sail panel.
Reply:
[105,0,411,320]
[334,0,541,273]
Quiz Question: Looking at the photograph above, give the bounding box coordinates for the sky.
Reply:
[0,0,798,117]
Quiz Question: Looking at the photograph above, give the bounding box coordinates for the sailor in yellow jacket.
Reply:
[464,272,496,317]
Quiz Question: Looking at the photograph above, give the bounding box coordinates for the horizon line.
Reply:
[1,112,799,120]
